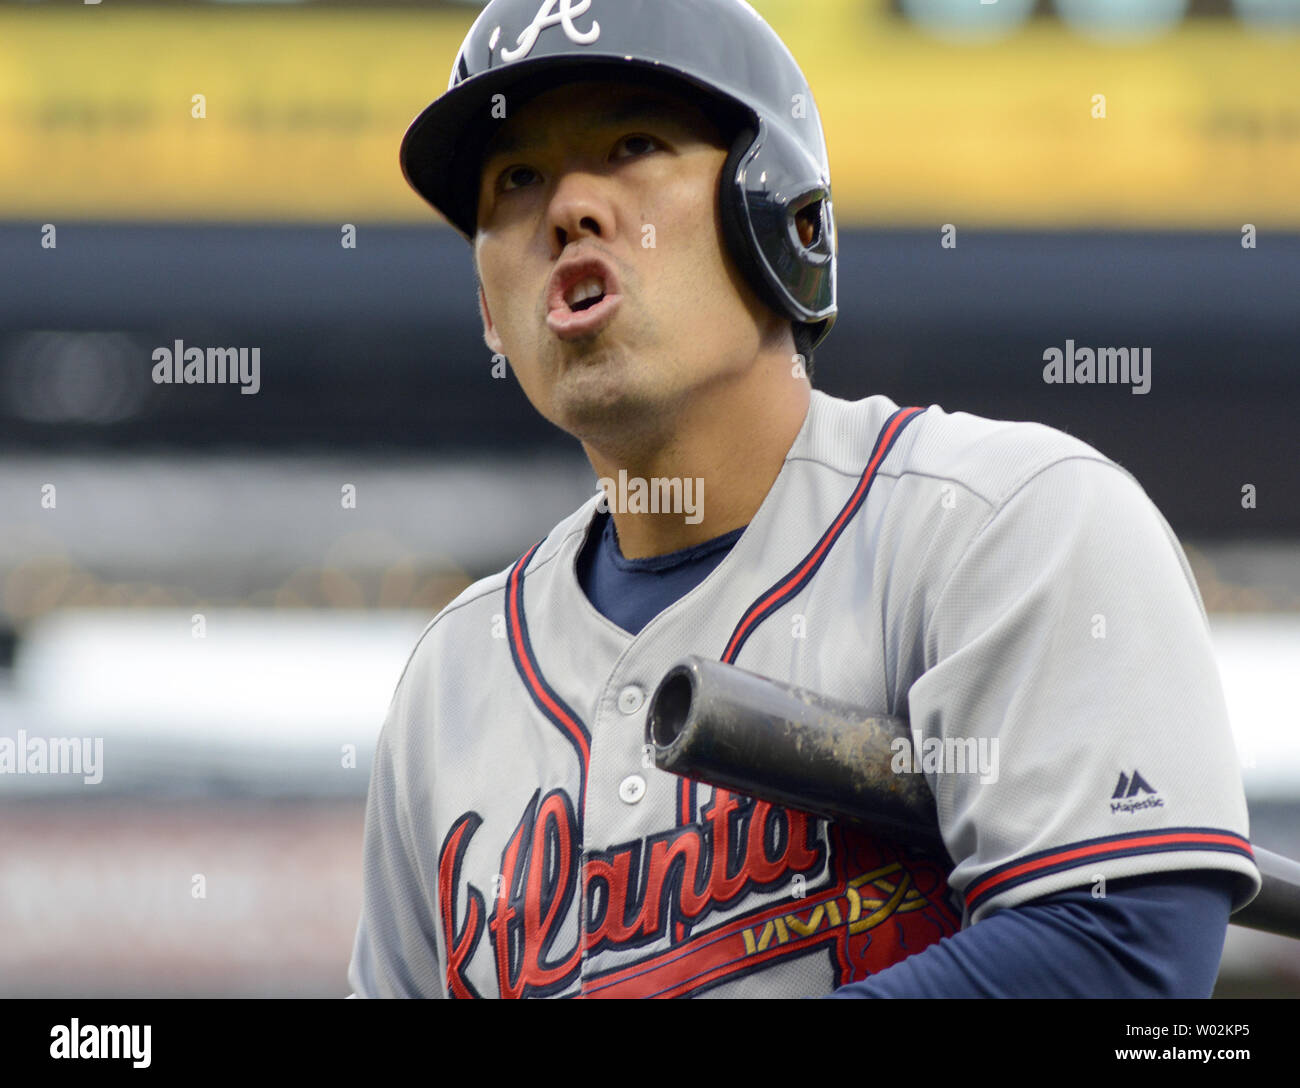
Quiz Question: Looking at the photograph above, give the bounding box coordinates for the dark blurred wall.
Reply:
[1,223,1295,536]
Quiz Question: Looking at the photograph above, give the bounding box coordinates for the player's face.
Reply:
[472,79,786,445]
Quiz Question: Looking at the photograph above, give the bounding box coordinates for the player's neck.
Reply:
[582,369,811,560]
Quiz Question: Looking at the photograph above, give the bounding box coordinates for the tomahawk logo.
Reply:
[1110,770,1164,814]
[497,0,601,62]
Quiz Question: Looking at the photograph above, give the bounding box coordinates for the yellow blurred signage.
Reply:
[1,2,1296,227]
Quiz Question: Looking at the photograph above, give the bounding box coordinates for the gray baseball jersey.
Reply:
[347,390,1260,998]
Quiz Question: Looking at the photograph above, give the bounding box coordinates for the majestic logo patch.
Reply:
[1110,769,1163,814]
[496,0,601,63]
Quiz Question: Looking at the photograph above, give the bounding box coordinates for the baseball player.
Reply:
[348,0,1260,998]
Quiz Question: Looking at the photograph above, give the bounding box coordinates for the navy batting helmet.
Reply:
[399,0,837,349]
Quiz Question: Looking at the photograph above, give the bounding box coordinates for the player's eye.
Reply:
[494,136,660,194]
[497,165,540,193]
[612,134,661,160]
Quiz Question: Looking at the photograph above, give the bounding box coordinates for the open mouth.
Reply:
[546,255,623,341]
[565,276,607,313]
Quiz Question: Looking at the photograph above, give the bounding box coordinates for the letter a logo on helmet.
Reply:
[399,0,838,349]
[497,0,601,62]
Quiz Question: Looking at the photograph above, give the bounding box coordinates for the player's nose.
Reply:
[546,169,615,256]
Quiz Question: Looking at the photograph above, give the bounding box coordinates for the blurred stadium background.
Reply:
[0,0,1297,997]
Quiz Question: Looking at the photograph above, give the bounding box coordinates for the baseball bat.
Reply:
[646,655,1300,942]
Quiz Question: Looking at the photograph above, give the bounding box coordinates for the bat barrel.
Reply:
[1236,848,1300,941]
[647,655,948,855]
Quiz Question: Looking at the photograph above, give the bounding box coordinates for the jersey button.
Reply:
[618,774,646,805]
[617,686,645,714]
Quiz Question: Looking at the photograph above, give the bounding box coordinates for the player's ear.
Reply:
[476,279,506,357]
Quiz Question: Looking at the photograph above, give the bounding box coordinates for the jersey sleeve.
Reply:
[825,870,1236,998]
[903,455,1261,925]
[347,684,445,998]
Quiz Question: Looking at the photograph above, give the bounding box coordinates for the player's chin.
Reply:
[543,317,643,381]
[546,354,661,438]
[546,311,628,361]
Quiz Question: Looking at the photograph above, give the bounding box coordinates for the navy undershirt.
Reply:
[575,509,1237,997]
[576,508,746,636]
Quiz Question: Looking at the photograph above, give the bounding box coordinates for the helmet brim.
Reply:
[399,55,755,238]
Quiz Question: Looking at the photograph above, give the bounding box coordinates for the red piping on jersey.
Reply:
[507,541,592,782]
[720,405,925,665]
[964,829,1254,912]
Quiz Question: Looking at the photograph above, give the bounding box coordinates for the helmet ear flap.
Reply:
[716,117,836,346]
[718,122,792,326]
[719,129,830,364]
